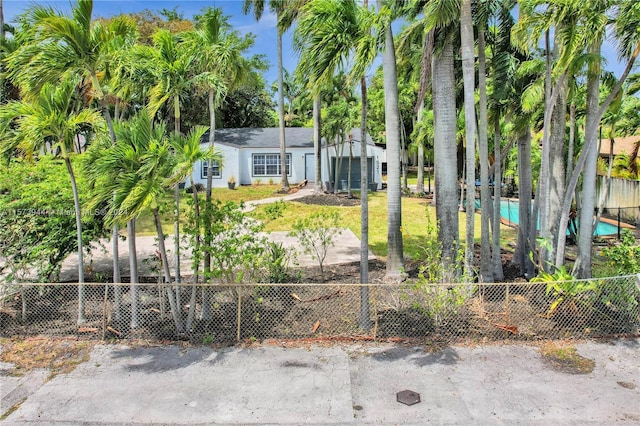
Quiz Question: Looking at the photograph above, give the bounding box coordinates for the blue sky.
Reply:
[3,0,298,87]
[2,1,631,88]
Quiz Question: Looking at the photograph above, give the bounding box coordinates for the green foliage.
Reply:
[531,267,597,318]
[601,229,640,275]
[0,157,106,281]
[263,200,287,221]
[263,242,294,284]
[199,199,289,284]
[288,210,342,281]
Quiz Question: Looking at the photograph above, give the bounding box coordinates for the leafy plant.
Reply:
[531,266,598,318]
[263,200,287,221]
[601,229,640,276]
[288,210,341,281]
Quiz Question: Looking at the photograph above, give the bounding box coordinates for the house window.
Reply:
[201,160,221,179]
[252,153,291,176]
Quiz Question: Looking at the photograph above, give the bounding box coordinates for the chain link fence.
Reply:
[1,275,639,345]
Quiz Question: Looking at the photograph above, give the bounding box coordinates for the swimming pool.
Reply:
[474,199,621,236]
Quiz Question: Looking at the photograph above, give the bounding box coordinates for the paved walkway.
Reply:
[2,339,639,424]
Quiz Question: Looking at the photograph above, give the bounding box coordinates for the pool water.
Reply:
[474,199,620,236]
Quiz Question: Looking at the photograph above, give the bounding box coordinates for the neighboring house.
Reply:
[598,135,639,160]
[190,127,384,190]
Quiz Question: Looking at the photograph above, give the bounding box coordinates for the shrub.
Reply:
[288,210,341,281]
[601,229,640,276]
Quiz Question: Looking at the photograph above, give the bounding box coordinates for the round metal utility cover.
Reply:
[396,390,421,406]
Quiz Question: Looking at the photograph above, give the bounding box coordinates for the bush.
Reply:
[185,183,205,193]
[601,229,640,276]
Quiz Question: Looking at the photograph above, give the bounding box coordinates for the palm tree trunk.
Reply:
[90,73,122,310]
[573,39,602,278]
[112,224,122,321]
[128,219,139,329]
[554,41,639,270]
[461,0,476,279]
[492,120,504,281]
[174,95,182,286]
[477,28,492,283]
[347,141,353,198]
[515,129,535,278]
[64,157,85,324]
[186,180,201,330]
[433,37,459,281]
[153,207,184,332]
[313,94,322,194]
[277,29,290,192]
[202,89,216,321]
[379,7,404,280]
[359,75,370,329]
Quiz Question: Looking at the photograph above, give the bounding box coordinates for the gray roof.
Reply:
[202,127,376,149]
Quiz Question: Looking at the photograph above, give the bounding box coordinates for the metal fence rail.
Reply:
[1,275,639,345]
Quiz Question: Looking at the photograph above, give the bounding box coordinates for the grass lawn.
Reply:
[135,184,285,236]
[134,183,519,260]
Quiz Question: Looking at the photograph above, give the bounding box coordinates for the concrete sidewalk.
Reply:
[2,339,639,424]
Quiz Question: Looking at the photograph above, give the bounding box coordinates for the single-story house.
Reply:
[190,127,385,190]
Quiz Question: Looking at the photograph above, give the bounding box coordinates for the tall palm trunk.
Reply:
[573,39,602,278]
[359,75,370,329]
[347,141,353,198]
[492,120,504,281]
[174,95,182,286]
[477,29,493,282]
[277,29,289,192]
[433,38,459,280]
[64,156,85,324]
[203,89,216,320]
[313,95,322,194]
[515,129,535,278]
[461,0,476,278]
[554,42,639,270]
[91,72,121,317]
[186,179,201,330]
[379,7,404,280]
[153,207,184,332]
[536,31,554,270]
[128,219,139,329]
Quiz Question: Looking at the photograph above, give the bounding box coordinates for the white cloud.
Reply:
[235,10,277,35]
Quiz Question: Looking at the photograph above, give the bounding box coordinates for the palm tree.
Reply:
[376,0,404,280]
[140,29,197,285]
[186,9,254,305]
[169,125,222,329]
[87,112,203,332]
[7,0,137,306]
[558,0,640,277]
[243,0,291,192]
[294,0,380,327]
[420,0,461,280]
[460,0,476,278]
[0,78,105,324]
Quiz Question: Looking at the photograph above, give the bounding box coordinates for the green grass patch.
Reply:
[135,184,285,235]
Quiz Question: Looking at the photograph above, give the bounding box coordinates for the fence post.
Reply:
[618,207,621,240]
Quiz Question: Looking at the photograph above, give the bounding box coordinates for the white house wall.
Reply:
[238,147,310,186]
[190,143,240,189]
[189,140,383,190]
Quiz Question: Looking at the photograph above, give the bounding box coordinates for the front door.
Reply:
[305,153,315,182]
